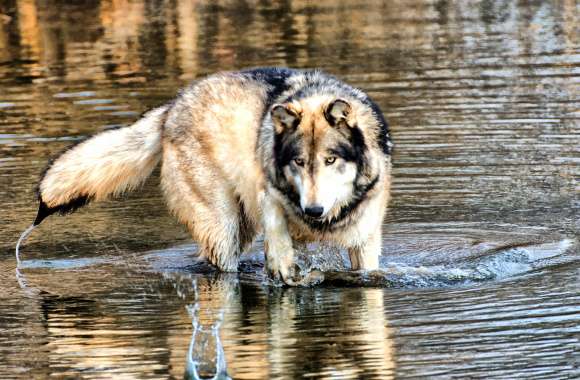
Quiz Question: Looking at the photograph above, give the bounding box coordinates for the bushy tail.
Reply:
[34,105,169,225]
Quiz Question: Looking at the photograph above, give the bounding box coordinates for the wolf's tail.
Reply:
[34,105,169,226]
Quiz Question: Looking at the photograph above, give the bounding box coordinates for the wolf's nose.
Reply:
[304,205,324,218]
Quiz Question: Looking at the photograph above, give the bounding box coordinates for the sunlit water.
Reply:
[1,0,579,378]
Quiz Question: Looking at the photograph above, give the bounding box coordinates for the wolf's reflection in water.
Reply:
[262,287,395,378]
[162,265,395,379]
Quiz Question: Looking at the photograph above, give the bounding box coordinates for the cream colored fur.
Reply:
[39,106,168,208]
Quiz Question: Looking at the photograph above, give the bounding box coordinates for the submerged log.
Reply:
[294,267,491,288]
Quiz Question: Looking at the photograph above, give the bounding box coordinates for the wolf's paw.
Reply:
[295,270,325,287]
[267,261,300,286]
[268,263,324,287]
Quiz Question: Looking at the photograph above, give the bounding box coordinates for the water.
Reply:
[1,0,579,378]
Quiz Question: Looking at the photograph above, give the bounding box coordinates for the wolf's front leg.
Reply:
[348,226,382,271]
[259,192,298,285]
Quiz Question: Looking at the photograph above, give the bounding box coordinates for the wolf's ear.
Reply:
[325,98,352,126]
[271,104,300,134]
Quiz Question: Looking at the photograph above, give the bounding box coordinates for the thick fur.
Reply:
[35,106,169,225]
[36,68,393,284]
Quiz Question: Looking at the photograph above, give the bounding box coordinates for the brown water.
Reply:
[1,0,579,378]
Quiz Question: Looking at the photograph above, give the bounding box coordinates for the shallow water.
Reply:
[1,0,579,378]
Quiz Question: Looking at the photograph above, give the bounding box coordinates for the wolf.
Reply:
[34,68,393,285]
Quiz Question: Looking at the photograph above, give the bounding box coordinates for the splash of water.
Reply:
[15,224,35,266]
[15,224,39,294]
[184,278,232,380]
[288,239,577,287]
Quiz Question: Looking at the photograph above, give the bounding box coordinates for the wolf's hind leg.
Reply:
[161,147,255,272]
[196,200,256,272]
[173,193,255,272]
[171,199,255,271]
[196,221,245,271]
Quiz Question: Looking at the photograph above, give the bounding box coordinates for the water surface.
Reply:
[1,0,579,378]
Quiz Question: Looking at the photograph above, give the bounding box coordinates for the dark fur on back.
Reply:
[248,68,392,155]
[242,67,295,104]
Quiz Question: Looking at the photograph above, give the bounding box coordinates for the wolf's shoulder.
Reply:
[240,67,298,102]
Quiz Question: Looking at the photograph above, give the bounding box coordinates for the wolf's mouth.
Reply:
[302,212,327,222]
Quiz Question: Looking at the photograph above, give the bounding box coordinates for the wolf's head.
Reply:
[271,96,384,228]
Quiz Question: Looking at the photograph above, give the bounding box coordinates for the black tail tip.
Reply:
[33,195,91,226]
[33,200,52,226]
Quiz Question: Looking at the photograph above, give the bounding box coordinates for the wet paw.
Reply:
[268,265,325,287]
[268,262,300,286]
[295,270,325,287]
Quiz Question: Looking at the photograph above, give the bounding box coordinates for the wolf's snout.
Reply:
[304,205,324,218]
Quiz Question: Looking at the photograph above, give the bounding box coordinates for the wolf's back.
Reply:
[35,105,169,225]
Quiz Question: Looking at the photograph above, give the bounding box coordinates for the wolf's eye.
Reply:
[293,158,305,167]
[325,157,336,166]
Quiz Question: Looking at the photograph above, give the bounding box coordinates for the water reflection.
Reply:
[3,1,577,77]
[176,275,233,380]
[264,287,394,379]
